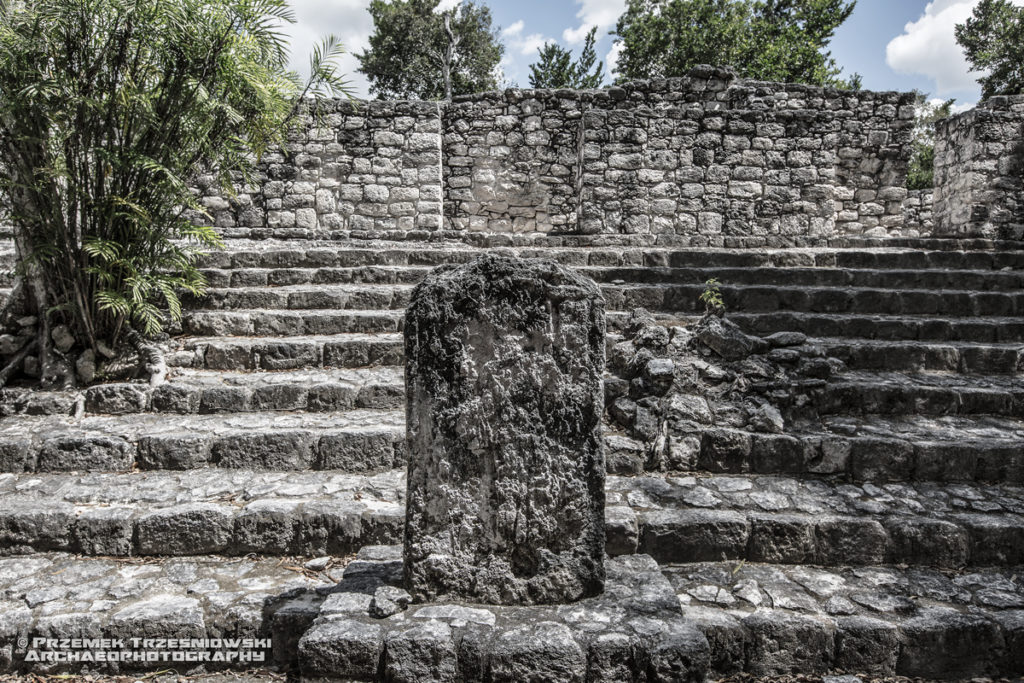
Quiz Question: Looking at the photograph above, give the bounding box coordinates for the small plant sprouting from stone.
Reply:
[700,278,726,317]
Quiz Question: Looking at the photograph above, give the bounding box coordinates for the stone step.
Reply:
[0,469,406,558]
[1,367,405,418]
[606,283,1024,317]
[667,561,1024,678]
[0,410,405,473]
[0,552,336,674]
[607,473,1024,570]
[5,388,1023,485]
[182,309,403,338]
[198,284,413,312]
[582,265,1024,291]
[690,415,1024,483]
[172,332,1024,376]
[200,263,1024,293]
[170,333,404,370]
[733,311,1024,343]
[209,229,1024,254]
[817,371,1024,419]
[2,553,1023,677]
[195,240,1024,271]
[814,338,1024,374]
[200,265,432,288]
[1,470,1022,570]
[198,280,1024,320]
[7,549,1019,677]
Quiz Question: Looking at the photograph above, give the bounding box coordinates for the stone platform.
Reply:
[298,547,709,682]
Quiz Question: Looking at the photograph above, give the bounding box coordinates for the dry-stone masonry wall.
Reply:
[933,94,1024,239]
[901,188,934,235]
[198,67,916,242]
[197,100,443,234]
[577,68,913,239]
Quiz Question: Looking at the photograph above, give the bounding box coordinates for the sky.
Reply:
[283,0,1024,110]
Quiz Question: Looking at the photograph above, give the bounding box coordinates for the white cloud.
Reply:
[606,41,623,75]
[930,97,976,114]
[563,0,626,44]
[434,0,461,13]
[502,18,550,57]
[885,0,1024,95]
[285,0,375,97]
[502,20,525,38]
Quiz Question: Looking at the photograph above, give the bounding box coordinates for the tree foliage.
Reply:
[906,94,954,191]
[955,0,1024,99]
[358,0,504,100]
[612,0,859,88]
[529,27,606,89]
[0,0,349,387]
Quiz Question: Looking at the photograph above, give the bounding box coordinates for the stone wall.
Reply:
[580,72,914,238]
[443,90,586,233]
[901,189,934,235]
[197,100,443,234]
[198,68,917,240]
[933,95,1024,239]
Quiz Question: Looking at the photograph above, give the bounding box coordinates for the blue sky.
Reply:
[284,0,1024,109]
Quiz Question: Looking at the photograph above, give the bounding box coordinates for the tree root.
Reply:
[0,337,37,388]
[124,327,168,387]
[0,278,27,331]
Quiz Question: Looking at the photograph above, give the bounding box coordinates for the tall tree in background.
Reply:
[0,0,348,388]
[612,0,858,88]
[955,0,1024,99]
[358,0,504,100]
[529,27,605,89]
[530,43,574,89]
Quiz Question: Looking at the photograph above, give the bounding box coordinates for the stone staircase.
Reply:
[1,233,1024,679]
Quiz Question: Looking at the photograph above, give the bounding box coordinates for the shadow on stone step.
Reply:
[269,545,709,683]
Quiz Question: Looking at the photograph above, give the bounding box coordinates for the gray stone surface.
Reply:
[0,468,1023,566]
[934,94,1024,239]
[0,553,334,673]
[183,72,914,239]
[403,255,606,605]
[668,561,1024,676]
[299,552,709,682]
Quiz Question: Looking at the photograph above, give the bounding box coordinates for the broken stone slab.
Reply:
[403,254,607,605]
[298,553,709,682]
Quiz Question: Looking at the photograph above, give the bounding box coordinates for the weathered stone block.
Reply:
[383,621,458,682]
[213,431,313,470]
[299,618,383,679]
[897,607,1003,678]
[316,431,397,472]
[815,517,888,565]
[84,383,148,415]
[74,506,135,556]
[37,436,133,472]
[0,439,32,473]
[137,433,212,470]
[490,622,586,682]
[742,610,835,675]
[403,254,606,605]
[233,500,300,554]
[639,509,750,562]
[136,503,234,555]
[835,616,899,675]
[108,595,206,640]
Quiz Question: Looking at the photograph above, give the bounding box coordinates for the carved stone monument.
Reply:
[296,255,709,682]
[402,253,606,605]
